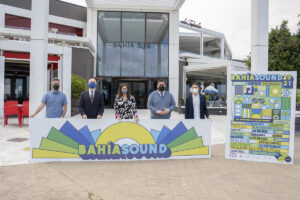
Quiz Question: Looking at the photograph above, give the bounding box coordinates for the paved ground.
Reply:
[0,137,299,200]
[0,118,29,166]
[1,110,300,200]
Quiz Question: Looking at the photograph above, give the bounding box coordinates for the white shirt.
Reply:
[89,89,95,98]
[158,90,165,96]
[192,94,200,119]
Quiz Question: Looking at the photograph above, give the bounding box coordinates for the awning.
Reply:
[3,51,60,70]
[3,52,60,62]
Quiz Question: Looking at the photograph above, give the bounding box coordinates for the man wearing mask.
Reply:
[78,78,104,119]
[147,79,176,119]
[185,82,210,119]
[30,78,67,118]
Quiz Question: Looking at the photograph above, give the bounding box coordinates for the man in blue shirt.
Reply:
[30,78,68,118]
[147,79,176,119]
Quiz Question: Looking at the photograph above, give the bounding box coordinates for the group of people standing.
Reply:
[30,78,210,120]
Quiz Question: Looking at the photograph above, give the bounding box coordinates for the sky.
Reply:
[61,0,300,60]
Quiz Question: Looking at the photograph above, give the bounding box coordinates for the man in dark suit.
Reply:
[78,78,104,119]
[185,82,211,119]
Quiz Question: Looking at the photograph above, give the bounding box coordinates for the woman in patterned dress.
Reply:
[114,83,139,122]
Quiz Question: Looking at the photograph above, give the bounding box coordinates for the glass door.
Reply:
[131,82,147,109]
[4,78,11,101]
[15,78,23,99]
[4,77,28,101]
[113,80,148,109]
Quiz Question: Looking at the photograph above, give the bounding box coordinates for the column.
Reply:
[29,0,49,117]
[86,8,93,41]
[0,5,5,28]
[62,47,72,118]
[58,55,63,89]
[92,9,98,77]
[0,56,4,118]
[168,10,180,107]
[251,0,269,72]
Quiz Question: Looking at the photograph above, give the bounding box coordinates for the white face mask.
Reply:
[192,88,199,94]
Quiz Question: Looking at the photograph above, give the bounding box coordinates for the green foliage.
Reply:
[244,17,300,88]
[244,54,251,68]
[297,89,300,103]
[179,98,185,106]
[71,74,87,99]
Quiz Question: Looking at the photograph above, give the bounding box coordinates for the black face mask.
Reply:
[158,85,165,92]
[53,84,59,91]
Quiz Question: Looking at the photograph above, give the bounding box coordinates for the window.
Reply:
[97,11,169,78]
[121,12,145,77]
[97,12,121,76]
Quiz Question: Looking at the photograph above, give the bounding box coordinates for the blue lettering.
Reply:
[149,144,158,154]
[139,144,148,154]
[159,144,167,154]
[129,144,139,154]
[121,144,129,154]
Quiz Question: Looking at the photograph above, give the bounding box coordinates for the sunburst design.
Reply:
[32,121,209,159]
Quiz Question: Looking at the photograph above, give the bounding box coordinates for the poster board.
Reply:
[30,119,211,162]
[226,72,297,164]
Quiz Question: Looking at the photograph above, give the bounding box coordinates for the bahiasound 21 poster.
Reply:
[226,72,297,164]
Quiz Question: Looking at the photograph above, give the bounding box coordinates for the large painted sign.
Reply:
[30,119,211,162]
[226,72,297,164]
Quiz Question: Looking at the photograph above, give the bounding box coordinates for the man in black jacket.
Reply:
[78,78,104,119]
[185,82,210,119]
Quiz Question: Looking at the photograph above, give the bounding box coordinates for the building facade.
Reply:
[0,0,94,117]
[178,22,248,103]
[85,0,183,108]
[0,0,248,118]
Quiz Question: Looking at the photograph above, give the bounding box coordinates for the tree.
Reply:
[244,17,300,88]
[71,74,87,99]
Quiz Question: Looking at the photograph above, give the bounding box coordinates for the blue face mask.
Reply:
[88,82,96,89]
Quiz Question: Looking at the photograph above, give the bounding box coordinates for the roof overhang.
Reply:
[85,0,185,11]
[179,22,233,57]
[181,54,248,74]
